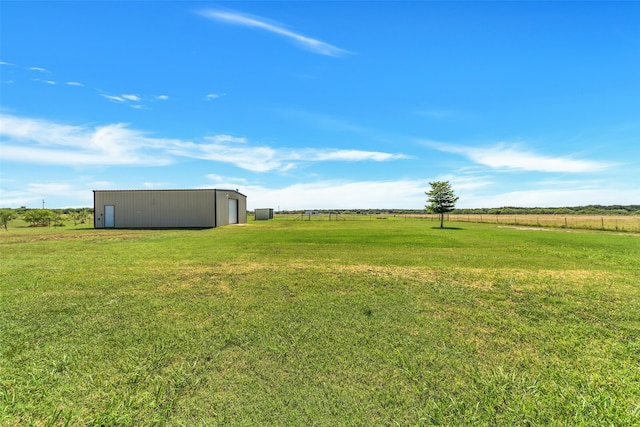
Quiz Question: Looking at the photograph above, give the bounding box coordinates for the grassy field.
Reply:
[1,219,639,425]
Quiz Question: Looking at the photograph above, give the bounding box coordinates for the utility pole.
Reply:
[42,199,45,209]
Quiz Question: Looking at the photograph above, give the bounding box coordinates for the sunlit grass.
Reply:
[1,219,639,425]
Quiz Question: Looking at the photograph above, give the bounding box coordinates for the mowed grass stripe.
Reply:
[1,219,639,425]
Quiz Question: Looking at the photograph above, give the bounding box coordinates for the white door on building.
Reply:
[228,199,238,224]
[104,205,115,228]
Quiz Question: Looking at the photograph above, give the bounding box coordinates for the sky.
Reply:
[1,1,639,210]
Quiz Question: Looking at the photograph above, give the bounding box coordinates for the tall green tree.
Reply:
[425,181,459,229]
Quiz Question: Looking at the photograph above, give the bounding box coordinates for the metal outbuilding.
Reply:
[93,189,246,229]
[254,208,274,220]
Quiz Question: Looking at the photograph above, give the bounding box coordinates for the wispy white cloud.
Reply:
[6,62,168,107]
[171,136,408,172]
[425,141,612,173]
[307,149,409,162]
[436,173,494,192]
[198,9,350,57]
[430,169,640,208]
[0,114,173,166]
[100,92,151,107]
[33,78,56,85]
[170,136,289,172]
[462,188,640,209]
[99,92,148,108]
[28,182,74,195]
[206,174,248,184]
[204,175,249,189]
[205,93,220,100]
[100,94,126,103]
[0,187,33,208]
[1,114,409,172]
[122,94,141,102]
[0,179,108,208]
[242,174,640,210]
[234,179,430,210]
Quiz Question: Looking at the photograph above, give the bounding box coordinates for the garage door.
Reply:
[228,199,238,224]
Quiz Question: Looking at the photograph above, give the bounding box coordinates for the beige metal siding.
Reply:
[237,193,247,224]
[94,190,216,228]
[94,189,246,228]
[215,191,229,226]
[214,190,246,226]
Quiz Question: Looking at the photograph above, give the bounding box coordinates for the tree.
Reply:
[23,209,54,227]
[70,209,90,226]
[52,211,66,227]
[425,181,459,228]
[0,209,16,230]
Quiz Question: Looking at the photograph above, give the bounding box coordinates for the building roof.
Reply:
[93,188,247,197]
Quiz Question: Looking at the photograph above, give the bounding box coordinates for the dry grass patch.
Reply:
[155,260,627,297]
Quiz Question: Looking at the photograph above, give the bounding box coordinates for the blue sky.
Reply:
[1,1,639,210]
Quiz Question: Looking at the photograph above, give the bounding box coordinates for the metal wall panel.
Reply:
[214,189,247,226]
[93,189,247,229]
[94,190,216,228]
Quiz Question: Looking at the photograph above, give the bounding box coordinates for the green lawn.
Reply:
[1,219,639,425]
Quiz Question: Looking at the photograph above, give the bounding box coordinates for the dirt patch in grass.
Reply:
[160,261,620,294]
[0,233,90,244]
[498,226,550,231]
[0,229,156,244]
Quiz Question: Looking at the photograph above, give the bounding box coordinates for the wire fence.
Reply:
[446,214,640,232]
[257,212,640,232]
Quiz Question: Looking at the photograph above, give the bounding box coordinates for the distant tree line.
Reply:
[0,208,93,229]
[6,207,94,216]
[451,205,640,216]
[278,205,640,216]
